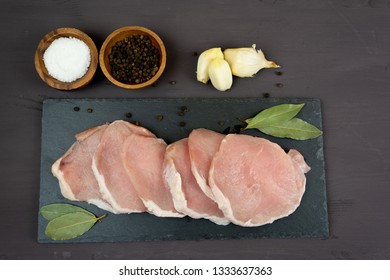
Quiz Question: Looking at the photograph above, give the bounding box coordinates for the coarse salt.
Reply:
[43,37,91,83]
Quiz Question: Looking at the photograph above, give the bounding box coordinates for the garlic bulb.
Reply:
[223,44,280,78]
[208,57,233,92]
[196,47,224,83]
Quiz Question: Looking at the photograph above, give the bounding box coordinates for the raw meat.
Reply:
[92,120,154,214]
[163,138,229,225]
[209,134,310,227]
[288,149,311,173]
[188,128,224,200]
[51,124,114,212]
[122,133,184,218]
[52,120,311,228]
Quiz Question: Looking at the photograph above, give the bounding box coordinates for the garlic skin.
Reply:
[196,48,224,83]
[208,57,233,92]
[223,44,280,78]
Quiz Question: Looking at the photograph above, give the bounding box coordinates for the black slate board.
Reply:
[38,97,329,243]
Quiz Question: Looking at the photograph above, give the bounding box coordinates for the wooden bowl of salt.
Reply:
[34,28,98,90]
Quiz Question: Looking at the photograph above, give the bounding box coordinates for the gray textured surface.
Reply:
[0,0,389,259]
[38,98,327,243]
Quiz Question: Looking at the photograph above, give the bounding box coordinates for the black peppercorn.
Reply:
[276,83,284,88]
[155,114,164,121]
[263,93,270,98]
[109,35,160,84]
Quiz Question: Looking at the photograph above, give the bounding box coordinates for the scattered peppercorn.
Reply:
[73,107,80,112]
[177,105,189,116]
[87,108,93,113]
[179,121,186,127]
[276,83,284,88]
[170,80,177,85]
[263,93,270,98]
[155,114,164,121]
[275,71,283,76]
[217,120,225,126]
[109,35,160,84]
[125,112,132,118]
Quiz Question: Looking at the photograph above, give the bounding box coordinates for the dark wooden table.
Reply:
[1,0,389,259]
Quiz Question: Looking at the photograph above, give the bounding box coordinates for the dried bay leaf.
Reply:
[45,212,106,241]
[258,118,323,140]
[245,103,304,129]
[244,103,323,140]
[40,203,93,221]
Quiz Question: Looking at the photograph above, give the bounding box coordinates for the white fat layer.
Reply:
[210,179,260,227]
[142,199,184,218]
[164,160,229,225]
[163,162,188,214]
[87,199,117,213]
[51,155,77,201]
[51,144,117,213]
[207,215,230,225]
[91,157,142,214]
[191,165,216,201]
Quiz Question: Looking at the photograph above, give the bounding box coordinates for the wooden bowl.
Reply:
[99,26,167,90]
[34,28,98,90]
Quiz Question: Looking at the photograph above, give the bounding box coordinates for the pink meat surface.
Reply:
[163,138,229,225]
[92,120,154,214]
[188,128,225,200]
[51,124,114,212]
[122,133,184,218]
[209,134,310,227]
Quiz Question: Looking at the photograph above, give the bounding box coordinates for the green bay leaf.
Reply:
[40,203,93,221]
[245,103,305,129]
[258,118,323,140]
[45,212,104,241]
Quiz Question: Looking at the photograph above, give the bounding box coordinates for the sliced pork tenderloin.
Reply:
[163,138,229,225]
[121,133,184,218]
[51,124,115,212]
[188,128,225,200]
[209,134,310,227]
[92,120,153,214]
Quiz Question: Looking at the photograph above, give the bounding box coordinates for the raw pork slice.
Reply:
[209,134,310,227]
[92,120,154,214]
[122,134,184,218]
[163,138,229,225]
[51,124,114,212]
[188,128,225,200]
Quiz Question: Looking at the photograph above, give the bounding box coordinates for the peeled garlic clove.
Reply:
[223,44,280,78]
[196,47,224,83]
[208,57,233,92]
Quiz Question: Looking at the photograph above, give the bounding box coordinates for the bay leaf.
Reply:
[245,103,305,129]
[40,203,93,221]
[45,212,105,241]
[258,118,323,140]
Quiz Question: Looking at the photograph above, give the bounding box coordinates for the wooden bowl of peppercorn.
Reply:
[99,26,167,89]
[34,27,99,90]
